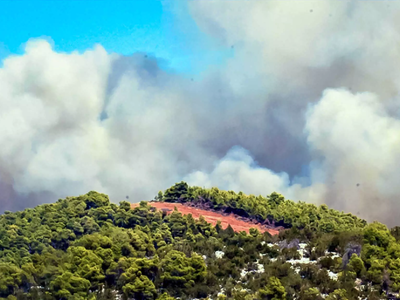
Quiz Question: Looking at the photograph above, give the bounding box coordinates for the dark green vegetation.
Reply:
[0,183,399,299]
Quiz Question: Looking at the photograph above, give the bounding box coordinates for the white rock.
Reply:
[240,269,248,277]
[328,271,338,280]
[215,251,225,259]
[299,243,307,249]
[256,263,265,273]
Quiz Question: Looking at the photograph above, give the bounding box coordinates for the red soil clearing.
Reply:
[131,202,279,236]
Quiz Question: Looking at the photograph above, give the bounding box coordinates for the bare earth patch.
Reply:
[131,202,279,236]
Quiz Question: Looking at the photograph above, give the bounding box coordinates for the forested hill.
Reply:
[0,184,399,299]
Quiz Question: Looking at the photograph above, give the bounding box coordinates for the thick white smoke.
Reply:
[185,1,400,225]
[1,2,400,225]
[305,89,400,224]
[184,146,326,206]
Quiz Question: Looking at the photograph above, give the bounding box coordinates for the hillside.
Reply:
[0,183,399,299]
[131,202,280,235]
[158,182,367,233]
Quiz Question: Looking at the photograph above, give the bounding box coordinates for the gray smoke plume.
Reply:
[1,1,400,226]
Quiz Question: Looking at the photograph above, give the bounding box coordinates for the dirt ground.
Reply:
[131,202,279,236]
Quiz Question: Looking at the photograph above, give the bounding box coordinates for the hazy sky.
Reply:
[1,1,400,226]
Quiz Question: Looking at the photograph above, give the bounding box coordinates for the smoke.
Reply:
[305,89,400,224]
[184,146,326,206]
[1,1,400,225]
[184,0,400,225]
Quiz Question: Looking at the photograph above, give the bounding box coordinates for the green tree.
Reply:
[299,287,322,300]
[160,250,206,293]
[0,263,23,297]
[122,272,156,300]
[347,253,365,278]
[155,191,164,202]
[363,222,394,249]
[83,191,110,209]
[67,246,105,289]
[49,272,90,299]
[267,193,285,208]
[163,182,189,203]
[366,259,385,285]
[326,289,348,300]
[157,292,176,300]
[258,276,286,300]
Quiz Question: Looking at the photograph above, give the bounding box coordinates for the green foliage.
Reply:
[390,226,400,241]
[163,182,189,203]
[156,292,176,300]
[122,273,156,299]
[363,222,395,248]
[299,287,322,300]
[366,259,385,284]
[49,271,90,298]
[347,253,365,278]
[258,276,286,300]
[326,289,348,300]
[0,184,398,299]
[160,250,206,293]
[0,263,23,297]
[161,183,366,233]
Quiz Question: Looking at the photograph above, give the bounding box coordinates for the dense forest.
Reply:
[0,182,400,299]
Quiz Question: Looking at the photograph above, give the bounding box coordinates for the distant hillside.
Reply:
[0,185,398,299]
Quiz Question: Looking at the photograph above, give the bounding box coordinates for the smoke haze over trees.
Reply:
[1,1,400,225]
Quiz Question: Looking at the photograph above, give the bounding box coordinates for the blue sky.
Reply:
[0,0,231,74]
